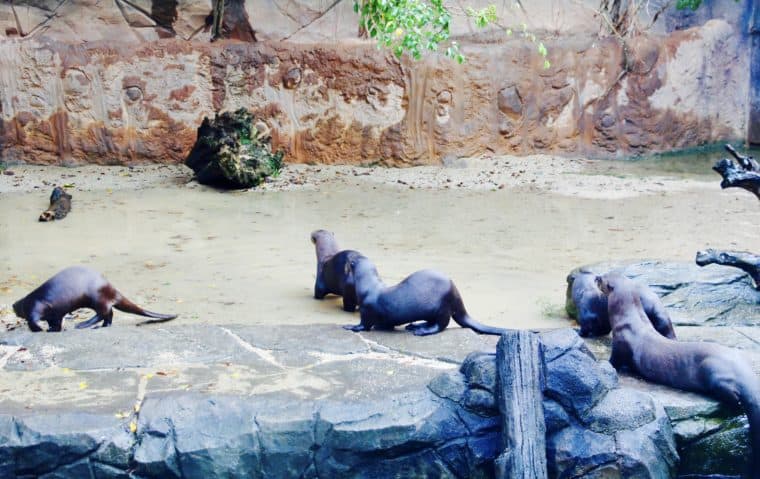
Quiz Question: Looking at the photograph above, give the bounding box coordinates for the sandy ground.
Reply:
[0,153,748,333]
[0,154,715,198]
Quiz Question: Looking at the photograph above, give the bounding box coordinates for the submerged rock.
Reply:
[185,108,284,189]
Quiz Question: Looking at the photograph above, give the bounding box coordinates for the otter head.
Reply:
[347,255,378,280]
[12,298,25,319]
[596,272,619,296]
[310,229,333,245]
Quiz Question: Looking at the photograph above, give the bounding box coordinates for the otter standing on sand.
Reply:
[311,229,361,312]
[598,272,760,478]
[12,266,178,332]
[344,255,507,336]
[568,270,676,339]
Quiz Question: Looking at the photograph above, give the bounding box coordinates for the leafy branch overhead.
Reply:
[352,0,549,66]
[354,0,463,63]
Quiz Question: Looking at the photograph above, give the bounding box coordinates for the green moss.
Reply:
[677,415,749,476]
[185,108,285,189]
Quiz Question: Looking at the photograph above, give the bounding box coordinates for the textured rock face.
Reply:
[0,1,752,165]
[566,260,760,327]
[1,323,756,477]
[539,329,678,479]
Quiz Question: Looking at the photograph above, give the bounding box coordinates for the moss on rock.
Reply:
[185,108,284,189]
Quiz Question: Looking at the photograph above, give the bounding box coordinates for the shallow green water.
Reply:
[587,144,760,178]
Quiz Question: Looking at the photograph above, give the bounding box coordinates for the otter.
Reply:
[343,255,506,336]
[38,186,72,222]
[598,272,760,478]
[311,229,360,312]
[568,269,675,339]
[12,266,177,331]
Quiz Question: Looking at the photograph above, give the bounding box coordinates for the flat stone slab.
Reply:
[0,324,500,478]
[567,260,760,327]
[0,324,498,412]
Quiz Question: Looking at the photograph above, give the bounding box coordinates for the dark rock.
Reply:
[615,405,678,478]
[540,328,593,362]
[544,348,618,417]
[543,399,571,434]
[566,261,760,326]
[282,68,301,89]
[456,407,500,436]
[581,388,657,434]
[497,85,522,117]
[133,393,262,478]
[678,415,750,477]
[428,371,467,403]
[38,460,93,479]
[463,388,497,416]
[546,425,617,478]
[184,108,284,189]
[466,433,500,476]
[255,399,313,478]
[0,413,129,478]
[460,352,496,392]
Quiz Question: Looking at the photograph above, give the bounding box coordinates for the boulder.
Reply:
[185,108,283,189]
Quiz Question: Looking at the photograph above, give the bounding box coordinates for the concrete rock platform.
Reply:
[1,323,759,478]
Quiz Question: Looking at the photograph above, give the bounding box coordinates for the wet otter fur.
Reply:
[598,272,760,478]
[344,255,507,336]
[39,186,72,222]
[12,266,177,331]
[568,270,675,339]
[311,229,360,312]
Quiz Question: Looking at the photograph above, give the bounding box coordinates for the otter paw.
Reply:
[343,324,366,332]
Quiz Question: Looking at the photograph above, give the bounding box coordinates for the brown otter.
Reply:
[568,270,676,339]
[344,255,507,336]
[311,229,360,312]
[39,186,72,222]
[12,266,177,332]
[598,272,760,478]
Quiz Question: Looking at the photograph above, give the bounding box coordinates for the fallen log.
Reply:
[38,186,72,222]
[696,249,760,290]
[713,144,760,200]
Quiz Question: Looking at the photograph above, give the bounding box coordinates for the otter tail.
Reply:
[738,376,760,479]
[114,295,178,321]
[449,282,507,336]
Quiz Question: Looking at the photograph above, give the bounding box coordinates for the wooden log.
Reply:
[38,186,71,222]
[713,144,760,200]
[495,330,548,479]
[696,248,760,289]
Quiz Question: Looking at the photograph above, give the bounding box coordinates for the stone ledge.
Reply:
[1,323,757,477]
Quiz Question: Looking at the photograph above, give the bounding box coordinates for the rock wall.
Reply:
[0,1,753,166]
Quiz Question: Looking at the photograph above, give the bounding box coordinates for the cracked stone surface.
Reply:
[0,324,499,478]
[1,323,758,477]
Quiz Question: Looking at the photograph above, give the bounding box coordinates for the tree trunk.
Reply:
[495,330,548,479]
